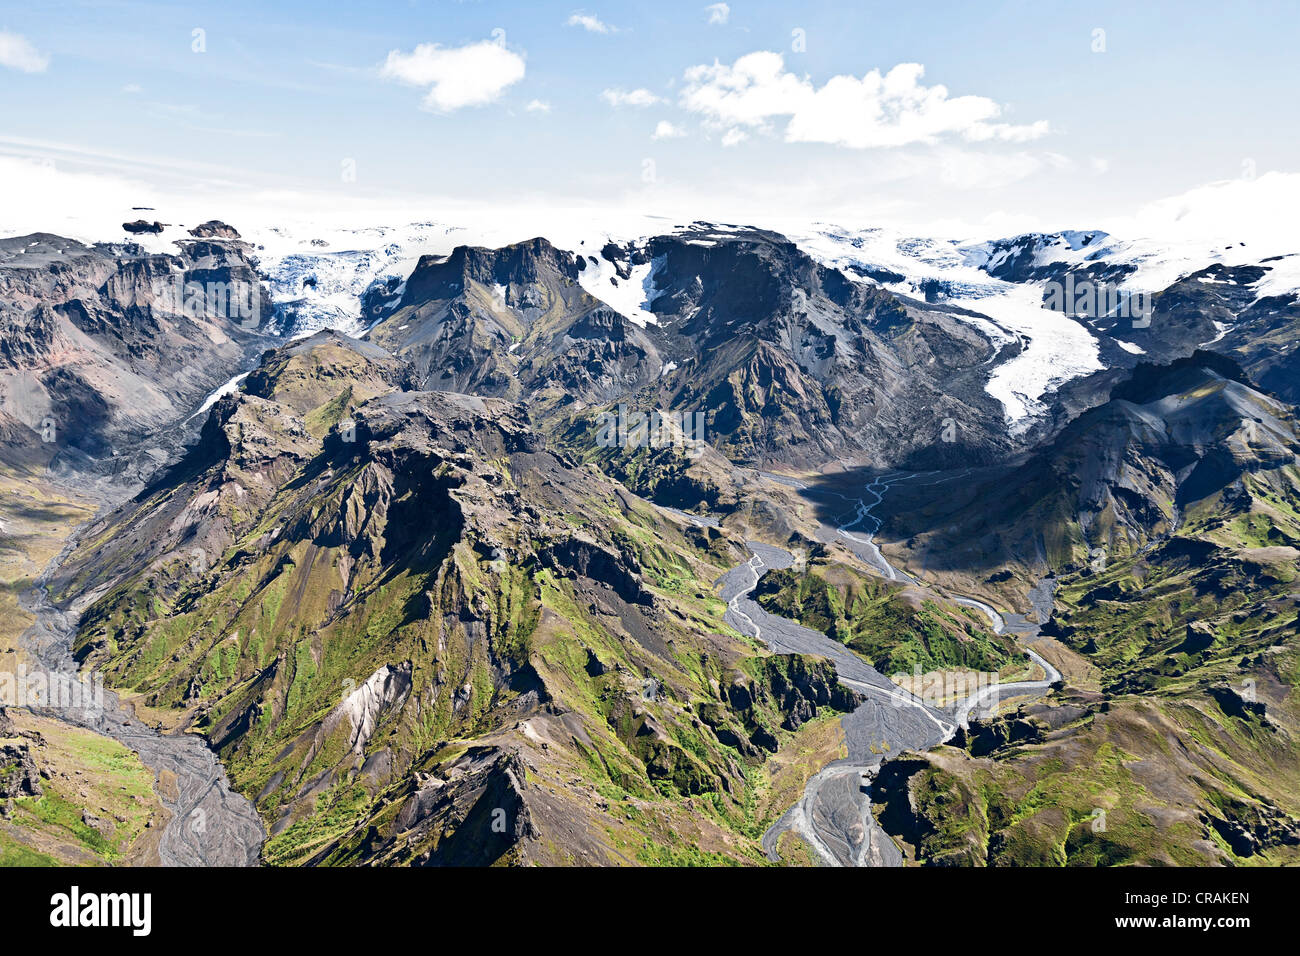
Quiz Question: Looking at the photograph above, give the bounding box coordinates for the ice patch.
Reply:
[1200,320,1231,347]
[578,252,666,327]
[184,371,250,423]
[255,224,450,337]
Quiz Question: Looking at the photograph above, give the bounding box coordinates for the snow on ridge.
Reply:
[788,220,1298,432]
[251,215,732,339]
[791,224,1103,430]
[39,203,1285,435]
[184,371,251,423]
[577,249,666,327]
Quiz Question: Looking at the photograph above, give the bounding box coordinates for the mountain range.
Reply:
[1,214,1296,867]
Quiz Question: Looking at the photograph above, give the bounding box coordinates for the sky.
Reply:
[1,0,1298,241]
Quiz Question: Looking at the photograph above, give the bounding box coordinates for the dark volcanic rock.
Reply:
[369,237,659,404]
[748,725,779,753]
[0,232,274,482]
[368,228,1019,469]
[1204,802,1300,857]
[1209,683,1268,723]
[187,220,241,239]
[714,654,861,751]
[952,710,1044,757]
[0,740,43,798]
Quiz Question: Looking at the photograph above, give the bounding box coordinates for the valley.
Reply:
[17,517,265,865]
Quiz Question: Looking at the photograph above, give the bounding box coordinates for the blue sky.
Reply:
[1,0,1298,234]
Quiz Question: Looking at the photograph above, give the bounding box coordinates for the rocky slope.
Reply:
[368,237,663,411]
[368,229,1021,469]
[0,231,273,485]
[54,332,877,865]
[862,353,1300,865]
[4,218,1298,869]
[877,352,1300,606]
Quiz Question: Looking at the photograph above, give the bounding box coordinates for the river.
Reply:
[709,470,1060,866]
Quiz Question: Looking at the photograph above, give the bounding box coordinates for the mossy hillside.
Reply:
[883,673,1300,866]
[0,712,161,866]
[261,500,858,864]
[753,559,1017,674]
[262,528,798,866]
[1049,467,1300,695]
[83,519,560,862]
[551,410,734,514]
[0,833,59,866]
[890,461,1300,866]
[62,338,846,863]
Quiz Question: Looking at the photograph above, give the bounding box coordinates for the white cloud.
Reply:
[601,87,662,108]
[962,119,1051,143]
[720,127,748,147]
[122,83,143,94]
[652,120,685,140]
[680,53,1048,148]
[380,40,525,112]
[526,99,552,113]
[0,31,49,73]
[567,13,615,34]
[1120,170,1300,248]
[935,148,1047,190]
[705,3,731,25]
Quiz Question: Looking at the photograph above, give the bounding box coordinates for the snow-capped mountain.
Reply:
[791,222,1300,426]
[6,200,1294,440]
[227,214,1298,435]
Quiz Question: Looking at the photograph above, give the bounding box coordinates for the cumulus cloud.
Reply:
[680,53,1048,148]
[601,87,662,108]
[652,120,685,140]
[525,99,552,113]
[381,40,525,112]
[720,127,748,147]
[0,31,49,73]
[705,3,730,25]
[567,13,615,34]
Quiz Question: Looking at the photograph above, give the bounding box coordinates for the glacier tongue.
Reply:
[251,223,453,338]
[949,285,1102,432]
[789,223,1104,432]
